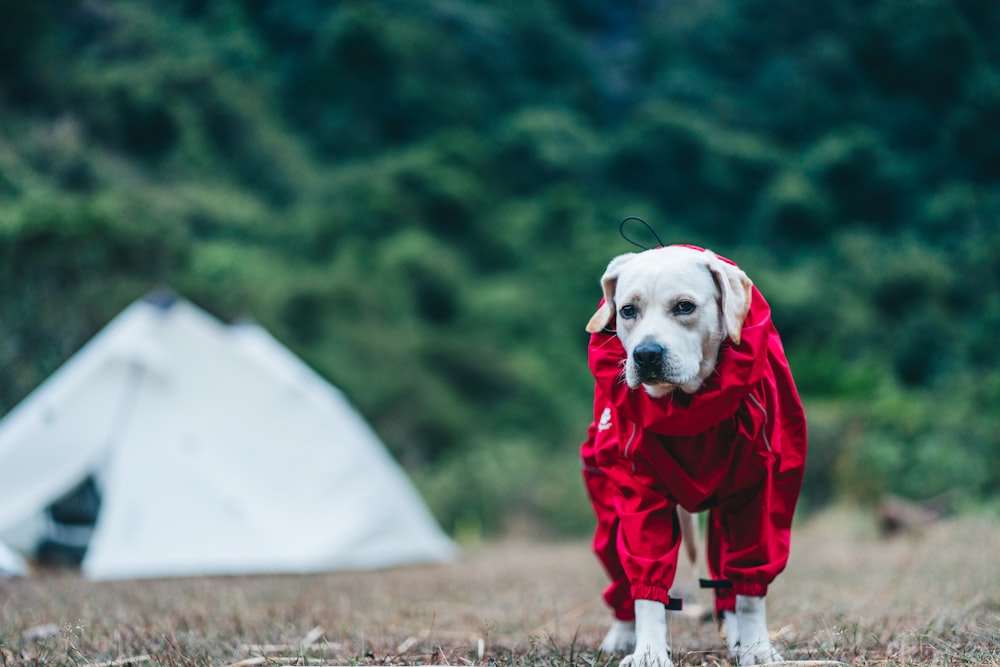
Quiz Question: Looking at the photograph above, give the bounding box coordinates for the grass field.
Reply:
[2,508,998,666]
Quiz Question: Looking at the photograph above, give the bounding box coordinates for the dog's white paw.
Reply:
[621,600,672,667]
[727,595,785,666]
[737,643,784,666]
[621,645,673,667]
[734,633,784,666]
[722,610,741,658]
[599,619,636,654]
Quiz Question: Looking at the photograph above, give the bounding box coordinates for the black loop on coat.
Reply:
[619,216,666,250]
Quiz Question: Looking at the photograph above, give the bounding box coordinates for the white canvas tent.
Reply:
[0,540,27,577]
[0,292,457,579]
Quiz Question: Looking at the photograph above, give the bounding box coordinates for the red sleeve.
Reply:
[615,468,681,606]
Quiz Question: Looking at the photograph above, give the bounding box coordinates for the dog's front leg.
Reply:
[599,619,636,654]
[621,599,672,667]
[726,595,783,665]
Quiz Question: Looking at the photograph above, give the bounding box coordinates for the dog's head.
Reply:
[586,246,753,397]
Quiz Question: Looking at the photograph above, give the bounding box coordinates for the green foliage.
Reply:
[2,0,1000,535]
[494,108,603,194]
[416,438,594,540]
[835,382,1000,504]
[0,189,189,404]
[750,169,832,245]
[802,128,907,230]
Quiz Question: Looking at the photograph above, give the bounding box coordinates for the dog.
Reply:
[582,245,807,666]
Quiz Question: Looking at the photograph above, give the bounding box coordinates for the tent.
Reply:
[0,292,457,579]
[0,540,27,577]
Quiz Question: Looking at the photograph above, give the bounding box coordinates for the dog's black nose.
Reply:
[633,342,665,368]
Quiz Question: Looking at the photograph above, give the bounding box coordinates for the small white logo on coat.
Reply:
[597,407,613,432]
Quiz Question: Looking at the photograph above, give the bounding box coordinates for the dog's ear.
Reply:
[586,253,636,333]
[706,252,753,345]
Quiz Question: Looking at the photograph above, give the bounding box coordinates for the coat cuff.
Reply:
[631,582,674,607]
[733,581,769,597]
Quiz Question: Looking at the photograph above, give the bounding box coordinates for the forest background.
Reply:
[2,0,998,538]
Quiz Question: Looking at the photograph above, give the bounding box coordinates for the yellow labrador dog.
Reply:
[588,247,751,396]
[584,245,807,666]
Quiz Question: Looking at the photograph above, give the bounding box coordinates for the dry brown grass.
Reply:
[1,508,998,666]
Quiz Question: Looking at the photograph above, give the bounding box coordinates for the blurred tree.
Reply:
[0,191,188,406]
[802,127,907,230]
[2,0,1000,534]
[0,0,76,103]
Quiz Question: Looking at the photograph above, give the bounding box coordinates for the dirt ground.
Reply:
[1,508,998,666]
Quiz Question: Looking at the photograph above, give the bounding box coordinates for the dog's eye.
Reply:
[619,304,637,319]
[673,300,696,315]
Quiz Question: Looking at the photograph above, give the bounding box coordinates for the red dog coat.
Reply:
[581,251,807,617]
